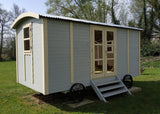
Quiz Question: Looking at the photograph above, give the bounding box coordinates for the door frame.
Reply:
[23,22,34,84]
[90,25,117,79]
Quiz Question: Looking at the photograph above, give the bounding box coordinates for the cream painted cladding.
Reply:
[17,18,44,93]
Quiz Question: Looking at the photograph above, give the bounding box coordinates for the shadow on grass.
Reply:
[32,80,160,113]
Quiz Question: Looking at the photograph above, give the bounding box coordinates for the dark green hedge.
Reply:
[141,41,160,56]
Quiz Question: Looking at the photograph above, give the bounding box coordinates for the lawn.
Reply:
[0,61,160,114]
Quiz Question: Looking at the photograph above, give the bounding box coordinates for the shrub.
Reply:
[141,41,160,57]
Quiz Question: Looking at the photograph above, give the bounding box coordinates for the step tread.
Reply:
[99,84,124,92]
[97,80,120,87]
[103,88,127,98]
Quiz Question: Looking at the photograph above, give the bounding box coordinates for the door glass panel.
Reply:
[24,40,30,50]
[107,53,114,58]
[107,31,113,41]
[106,31,114,74]
[95,60,103,74]
[24,27,29,38]
[107,60,114,73]
[93,29,115,76]
[107,46,113,52]
[107,41,113,45]
[95,45,103,59]
[95,30,102,44]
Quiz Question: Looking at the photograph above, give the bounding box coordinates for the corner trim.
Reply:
[139,31,141,75]
[127,30,130,74]
[70,22,74,83]
[16,29,19,82]
[42,18,49,95]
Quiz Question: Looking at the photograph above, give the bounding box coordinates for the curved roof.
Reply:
[11,12,143,31]
[11,12,39,29]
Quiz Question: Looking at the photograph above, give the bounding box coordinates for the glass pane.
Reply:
[107,31,113,41]
[24,40,30,50]
[24,27,29,38]
[107,60,114,72]
[95,61,103,74]
[107,53,114,58]
[95,45,103,59]
[107,41,113,45]
[95,30,102,44]
[107,46,113,52]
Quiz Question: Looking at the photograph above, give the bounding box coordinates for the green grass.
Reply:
[142,59,160,68]
[1,61,160,114]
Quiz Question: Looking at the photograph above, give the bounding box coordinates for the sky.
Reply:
[0,0,47,14]
[0,0,132,25]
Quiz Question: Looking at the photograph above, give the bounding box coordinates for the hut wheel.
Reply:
[69,83,85,103]
[122,74,133,89]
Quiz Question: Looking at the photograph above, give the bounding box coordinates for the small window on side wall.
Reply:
[23,23,32,53]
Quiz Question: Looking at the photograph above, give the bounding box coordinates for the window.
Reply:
[94,30,103,74]
[23,24,32,53]
[106,31,114,73]
[91,26,116,78]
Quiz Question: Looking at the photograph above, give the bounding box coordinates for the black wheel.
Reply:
[122,74,133,89]
[69,83,85,103]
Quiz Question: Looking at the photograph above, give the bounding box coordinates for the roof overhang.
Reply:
[11,12,40,29]
[11,12,143,31]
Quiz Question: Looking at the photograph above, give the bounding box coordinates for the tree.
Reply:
[9,4,26,60]
[45,0,110,23]
[130,0,160,41]
[0,4,25,61]
[148,0,160,35]
[130,0,151,40]
[11,4,26,22]
[110,0,119,24]
[0,8,12,61]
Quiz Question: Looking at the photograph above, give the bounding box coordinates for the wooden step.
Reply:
[99,83,124,92]
[97,80,120,87]
[103,88,127,98]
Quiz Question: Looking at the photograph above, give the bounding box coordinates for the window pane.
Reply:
[107,60,114,72]
[107,53,114,58]
[95,30,102,44]
[95,45,103,59]
[107,41,113,45]
[24,40,30,50]
[107,31,113,41]
[107,46,113,52]
[95,61,103,74]
[24,27,29,38]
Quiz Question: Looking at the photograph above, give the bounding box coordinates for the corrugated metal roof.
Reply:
[40,13,143,31]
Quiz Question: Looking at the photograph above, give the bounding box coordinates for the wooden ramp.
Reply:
[90,77,131,103]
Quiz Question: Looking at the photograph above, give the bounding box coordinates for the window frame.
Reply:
[23,23,32,53]
[90,25,117,79]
